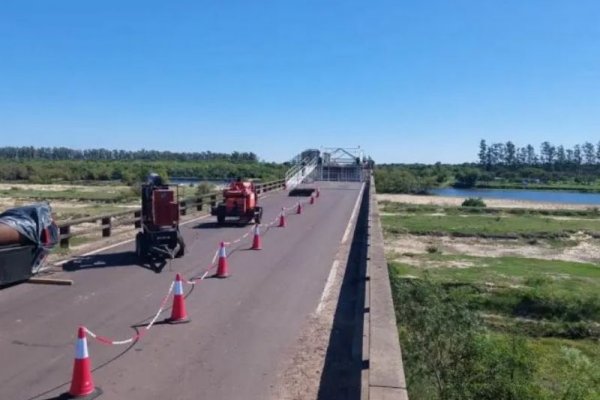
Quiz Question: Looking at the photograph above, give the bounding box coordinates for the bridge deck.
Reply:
[0,182,363,400]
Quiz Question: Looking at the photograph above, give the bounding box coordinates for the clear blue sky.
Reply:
[1,1,599,163]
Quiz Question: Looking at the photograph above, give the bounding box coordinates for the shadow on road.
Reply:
[193,221,250,230]
[62,251,167,273]
[317,182,369,400]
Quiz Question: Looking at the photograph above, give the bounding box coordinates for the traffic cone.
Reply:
[252,224,262,250]
[279,208,287,227]
[310,195,315,205]
[296,202,302,214]
[168,274,189,324]
[68,326,97,398]
[216,242,229,278]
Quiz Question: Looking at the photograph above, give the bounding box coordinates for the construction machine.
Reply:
[135,173,185,262]
[211,178,263,225]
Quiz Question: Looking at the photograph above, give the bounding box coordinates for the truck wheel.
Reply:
[175,232,185,258]
[136,233,147,260]
[217,205,226,224]
[254,207,263,224]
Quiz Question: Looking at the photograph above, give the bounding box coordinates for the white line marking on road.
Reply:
[341,183,365,245]
[316,260,339,315]
[315,182,365,314]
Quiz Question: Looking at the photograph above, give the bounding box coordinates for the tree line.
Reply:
[0,146,258,163]
[479,140,600,170]
[0,160,286,185]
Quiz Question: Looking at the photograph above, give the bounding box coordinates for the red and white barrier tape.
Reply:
[85,280,175,346]
[82,197,315,346]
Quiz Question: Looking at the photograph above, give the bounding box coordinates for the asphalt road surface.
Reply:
[0,181,363,400]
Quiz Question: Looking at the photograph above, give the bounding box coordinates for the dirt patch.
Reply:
[377,193,594,210]
[386,234,600,264]
[0,183,129,192]
[394,254,479,269]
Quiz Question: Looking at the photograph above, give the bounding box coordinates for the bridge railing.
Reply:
[285,155,319,189]
[56,179,285,249]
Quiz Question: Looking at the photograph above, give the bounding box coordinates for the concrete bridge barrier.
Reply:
[364,175,408,399]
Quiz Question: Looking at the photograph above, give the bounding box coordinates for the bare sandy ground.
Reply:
[0,183,129,192]
[379,193,600,264]
[386,234,600,265]
[377,193,597,210]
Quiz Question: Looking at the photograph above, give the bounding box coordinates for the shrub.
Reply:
[195,182,215,195]
[426,245,440,254]
[390,276,540,399]
[462,197,487,207]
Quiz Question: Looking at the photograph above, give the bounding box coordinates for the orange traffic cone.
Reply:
[252,224,262,250]
[296,202,302,214]
[168,274,189,323]
[310,195,315,205]
[279,208,287,227]
[68,327,98,398]
[216,242,229,278]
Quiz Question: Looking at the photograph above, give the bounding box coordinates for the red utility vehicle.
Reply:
[211,179,263,225]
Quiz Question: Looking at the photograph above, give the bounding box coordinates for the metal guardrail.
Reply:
[56,179,286,249]
[285,155,319,189]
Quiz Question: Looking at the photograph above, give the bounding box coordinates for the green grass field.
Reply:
[390,255,600,324]
[0,185,136,202]
[381,213,600,237]
[380,201,600,217]
[383,201,600,399]
[476,181,600,193]
[389,258,600,398]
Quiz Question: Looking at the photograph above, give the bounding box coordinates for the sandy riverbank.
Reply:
[376,193,598,210]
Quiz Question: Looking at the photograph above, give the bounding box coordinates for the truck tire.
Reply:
[175,232,185,258]
[217,206,226,225]
[254,207,263,224]
[135,232,147,261]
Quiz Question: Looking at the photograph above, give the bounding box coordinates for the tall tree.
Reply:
[525,144,537,165]
[505,141,516,166]
[516,147,528,165]
[540,141,556,166]
[489,143,506,166]
[556,145,566,169]
[478,140,488,167]
[566,149,574,164]
[573,145,583,166]
[582,142,595,165]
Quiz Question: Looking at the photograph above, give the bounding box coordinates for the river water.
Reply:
[430,188,600,205]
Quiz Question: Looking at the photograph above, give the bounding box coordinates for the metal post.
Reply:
[59,225,70,248]
[101,217,111,238]
[134,210,141,228]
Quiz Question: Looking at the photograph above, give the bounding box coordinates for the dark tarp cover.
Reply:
[0,202,59,273]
